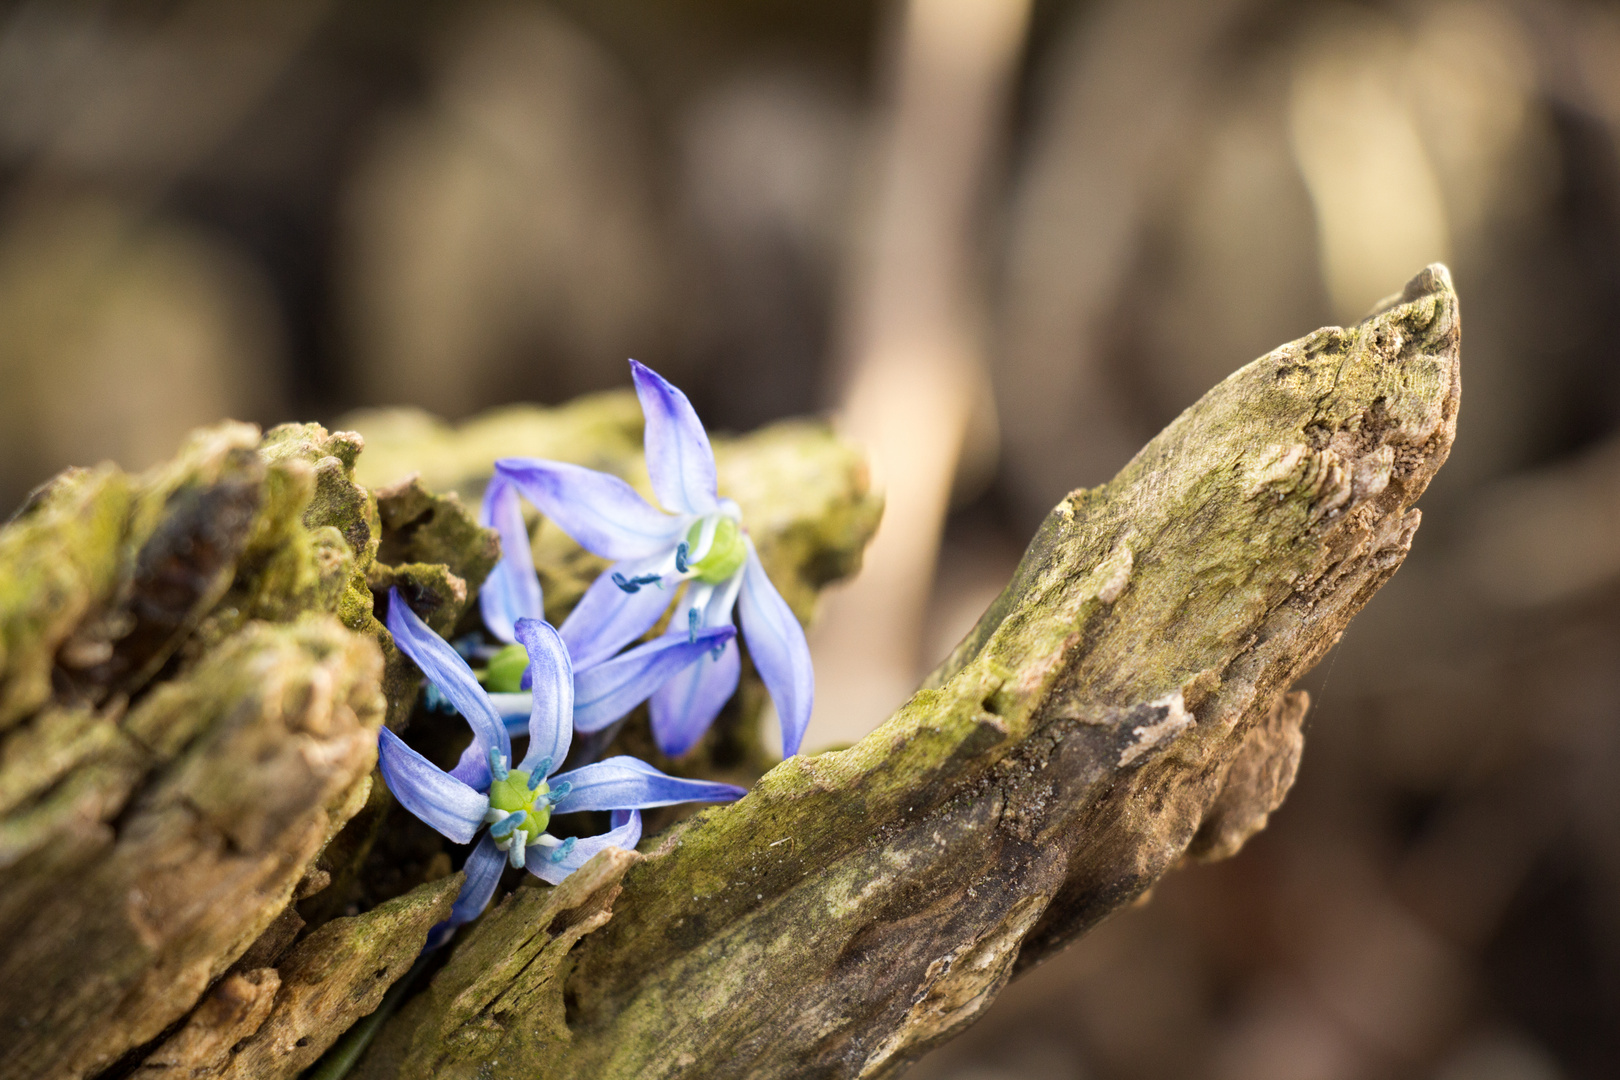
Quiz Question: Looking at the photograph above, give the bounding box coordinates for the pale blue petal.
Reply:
[696,565,743,629]
[572,625,736,733]
[649,637,741,758]
[494,458,682,561]
[387,589,510,769]
[446,832,507,929]
[492,693,533,736]
[629,359,718,516]
[738,540,813,757]
[558,555,675,670]
[513,618,571,775]
[478,475,543,643]
[549,755,745,814]
[377,728,488,844]
[527,810,642,885]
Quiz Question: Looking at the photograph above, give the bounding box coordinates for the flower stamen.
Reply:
[611,572,663,594]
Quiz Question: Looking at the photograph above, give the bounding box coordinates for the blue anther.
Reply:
[688,608,700,643]
[548,837,577,864]
[710,641,727,661]
[489,811,523,838]
[612,572,662,594]
[508,834,528,869]
[527,764,549,791]
[675,541,690,574]
[545,780,572,804]
[488,747,510,782]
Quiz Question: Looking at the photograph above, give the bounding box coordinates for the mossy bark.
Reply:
[0,420,472,1080]
[0,264,1455,1080]
[0,399,880,1079]
[359,266,1460,1079]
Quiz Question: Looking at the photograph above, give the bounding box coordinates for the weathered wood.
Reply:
[0,420,477,1080]
[368,265,1460,1079]
[0,400,879,1079]
[132,875,461,1079]
[351,849,641,1079]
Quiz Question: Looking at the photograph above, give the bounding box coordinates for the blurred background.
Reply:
[1,0,1617,1077]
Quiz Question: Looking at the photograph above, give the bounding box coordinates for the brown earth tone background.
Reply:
[2,2,1617,1078]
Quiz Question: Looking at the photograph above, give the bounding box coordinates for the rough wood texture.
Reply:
[0,418,405,1080]
[132,875,461,1080]
[364,265,1460,1079]
[0,399,879,1079]
[351,849,641,1079]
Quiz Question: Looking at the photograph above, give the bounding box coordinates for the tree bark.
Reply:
[358,264,1460,1080]
[0,402,879,1079]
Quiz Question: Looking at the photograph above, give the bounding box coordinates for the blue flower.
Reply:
[479,359,814,758]
[378,589,744,937]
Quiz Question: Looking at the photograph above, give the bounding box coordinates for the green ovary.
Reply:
[688,516,746,583]
[481,643,529,693]
[487,769,552,838]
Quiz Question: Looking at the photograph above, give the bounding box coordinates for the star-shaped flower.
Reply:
[378,589,743,936]
[480,360,813,757]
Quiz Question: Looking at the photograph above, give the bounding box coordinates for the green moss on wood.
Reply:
[0,615,385,1080]
[0,380,881,1079]
[367,266,1460,1080]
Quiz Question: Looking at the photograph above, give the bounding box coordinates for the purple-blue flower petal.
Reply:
[572,625,736,733]
[445,832,507,929]
[629,359,719,516]
[478,474,543,643]
[387,589,510,769]
[377,727,488,844]
[649,637,741,758]
[527,810,642,885]
[513,618,571,776]
[558,555,675,670]
[494,458,683,561]
[549,755,745,814]
[737,540,813,757]
[447,740,492,790]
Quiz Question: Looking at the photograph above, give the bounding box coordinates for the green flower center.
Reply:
[687,516,746,584]
[480,642,529,694]
[487,769,552,838]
